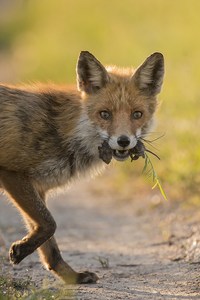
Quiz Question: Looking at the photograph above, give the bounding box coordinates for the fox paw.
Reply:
[76,271,99,284]
[9,240,31,264]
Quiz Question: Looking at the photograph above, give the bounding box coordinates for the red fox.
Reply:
[0,51,164,284]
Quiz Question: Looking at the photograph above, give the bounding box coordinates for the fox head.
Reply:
[76,51,164,161]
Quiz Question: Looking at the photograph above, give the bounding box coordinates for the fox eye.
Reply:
[99,110,111,120]
[132,111,143,120]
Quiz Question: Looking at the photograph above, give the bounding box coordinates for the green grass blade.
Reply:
[143,153,168,201]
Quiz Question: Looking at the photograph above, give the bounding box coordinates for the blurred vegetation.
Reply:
[0,273,73,299]
[0,0,200,203]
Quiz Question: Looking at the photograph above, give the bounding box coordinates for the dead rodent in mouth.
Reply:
[98,140,146,164]
[98,141,113,164]
[129,140,146,161]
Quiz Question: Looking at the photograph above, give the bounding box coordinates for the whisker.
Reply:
[140,138,158,150]
[145,133,166,143]
[137,132,165,154]
[137,132,165,141]
[145,149,160,160]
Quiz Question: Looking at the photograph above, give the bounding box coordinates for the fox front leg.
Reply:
[0,170,98,284]
[38,236,98,284]
[0,170,56,264]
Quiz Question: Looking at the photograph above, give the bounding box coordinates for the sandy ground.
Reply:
[0,176,200,299]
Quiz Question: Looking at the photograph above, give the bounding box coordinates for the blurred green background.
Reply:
[0,0,200,203]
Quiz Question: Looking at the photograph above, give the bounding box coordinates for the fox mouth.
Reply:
[99,139,159,164]
[113,149,130,161]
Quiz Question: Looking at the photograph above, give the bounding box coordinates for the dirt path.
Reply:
[0,178,200,299]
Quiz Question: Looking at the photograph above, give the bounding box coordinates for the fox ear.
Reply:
[132,52,164,96]
[77,51,109,94]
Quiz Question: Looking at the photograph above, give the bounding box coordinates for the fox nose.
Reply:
[117,135,130,148]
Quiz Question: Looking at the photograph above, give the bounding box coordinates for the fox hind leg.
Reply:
[38,236,99,284]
